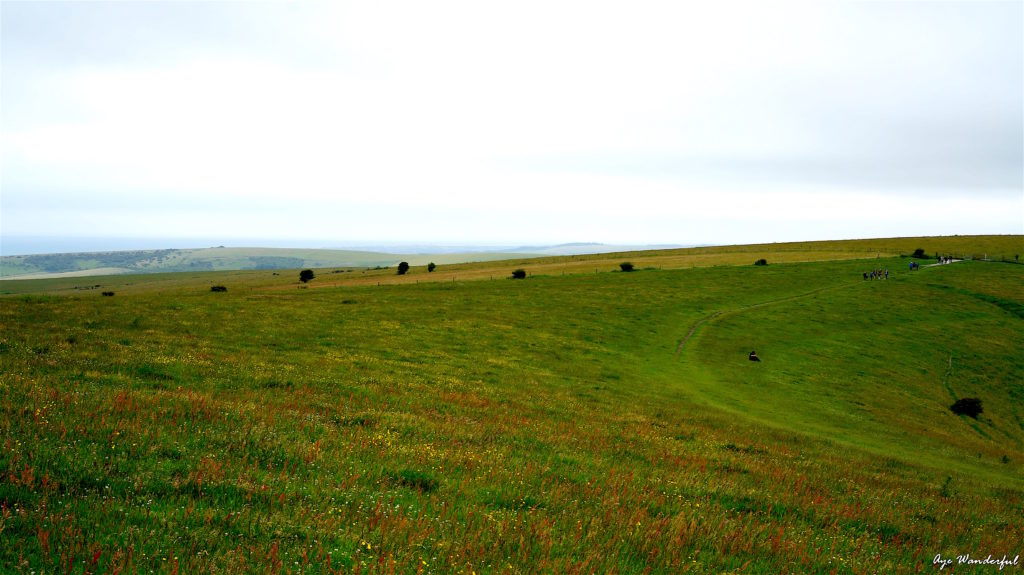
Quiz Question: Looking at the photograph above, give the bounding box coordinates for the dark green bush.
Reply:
[397,262,410,275]
[299,269,315,283]
[912,248,927,258]
[754,259,768,266]
[511,269,527,279]
[210,286,227,292]
[950,397,983,418]
[620,262,634,272]
[427,262,436,272]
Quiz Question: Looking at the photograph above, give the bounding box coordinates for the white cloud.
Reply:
[2,1,1021,246]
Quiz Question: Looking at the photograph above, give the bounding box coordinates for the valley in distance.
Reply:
[1,234,1021,573]
[0,241,685,281]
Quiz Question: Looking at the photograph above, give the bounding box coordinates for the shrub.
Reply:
[950,397,983,419]
[754,259,768,266]
[397,261,410,275]
[427,262,436,272]
[620,262,634,272]
[299,269,315,283]
[912,248,927,258]
[511,269,527,279]
[210,286,227,292]
[101,291,115,297]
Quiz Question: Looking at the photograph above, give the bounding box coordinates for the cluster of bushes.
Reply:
[22,249,176,273]
[210,285,227,292]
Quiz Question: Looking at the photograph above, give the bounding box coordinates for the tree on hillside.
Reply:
[427,262,436,272]
[912,248,927,258]
[299,269,315,283]
[511,269,526,279]
[397,262,410,275]
[619,262,634,272]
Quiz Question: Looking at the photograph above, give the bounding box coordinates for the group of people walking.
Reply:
[863,268,888,280]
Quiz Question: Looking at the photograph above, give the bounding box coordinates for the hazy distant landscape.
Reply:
[0,243,688,280]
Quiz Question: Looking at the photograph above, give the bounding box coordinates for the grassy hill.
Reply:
[3,234,1019,281]
[0,236,1021,573]
[0,247,536,280]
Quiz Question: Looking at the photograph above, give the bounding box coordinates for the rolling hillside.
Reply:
[0,247,535,280]
[0,235,1021,573]
[2,234,1018,282]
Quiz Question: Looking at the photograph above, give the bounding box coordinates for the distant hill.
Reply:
[0,243,686,280]
[3,236,1019,280]
[0,247,535,280]
[507,243,685,256]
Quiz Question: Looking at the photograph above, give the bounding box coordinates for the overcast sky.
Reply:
[2,1,1021,251]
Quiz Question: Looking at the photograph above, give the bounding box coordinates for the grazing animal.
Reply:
[749,351,760,362]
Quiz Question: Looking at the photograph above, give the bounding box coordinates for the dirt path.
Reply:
[924,259,963,268]
[674,257,969,358]
[674,282,856,358]
[674,312,722,357]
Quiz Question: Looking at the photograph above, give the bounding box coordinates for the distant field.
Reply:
[2,235,1019,281]
[0,235,1021,573]
[0,246,535,280]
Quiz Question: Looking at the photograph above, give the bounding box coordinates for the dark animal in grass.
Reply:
[749,351,760,362]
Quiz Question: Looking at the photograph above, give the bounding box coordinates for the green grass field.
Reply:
[1,237,1022,573]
